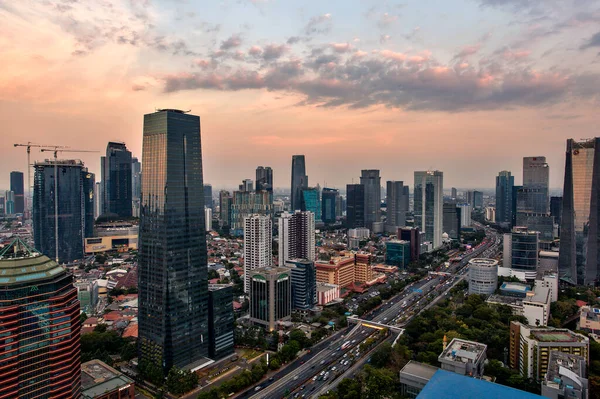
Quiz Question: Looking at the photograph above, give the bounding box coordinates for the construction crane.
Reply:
[40,148,99,263]
[13,143,69,219]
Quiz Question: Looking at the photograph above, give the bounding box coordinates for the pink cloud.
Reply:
[380,50,406,62]
[330,43,352,53]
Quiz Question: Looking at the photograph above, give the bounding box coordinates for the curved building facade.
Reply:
[0,238,81,398]
[468,258,499,296]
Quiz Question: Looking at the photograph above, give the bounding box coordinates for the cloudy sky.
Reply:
[1,0,599,191]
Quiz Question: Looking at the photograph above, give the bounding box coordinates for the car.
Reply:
[320,371,325,376]
[294,376,299,380]
[332,366,336,371]
[255,386,262,392]
[269,377,274,381]
[320,360,325,365]
[313,376,318,381]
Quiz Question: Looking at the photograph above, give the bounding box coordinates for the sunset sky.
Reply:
[1,0,599,192]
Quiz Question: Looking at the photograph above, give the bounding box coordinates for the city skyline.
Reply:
[2,1,600,190]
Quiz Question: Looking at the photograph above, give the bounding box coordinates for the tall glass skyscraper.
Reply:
[321,188,338,224]
[131,157,141,217]
[559,138,600,285]
[385,180,407,233]
[360,170,381,229]
[204,183,213,210]
[138,109,209,373]
[102,142,132,218]
[414,171,444,249]
[291,155,307,212]
[33,159,94,263]
[302,187,322,223]
[346,184,365,228]
[256,166,273,192]
[10,171,24,214]
[495,171,514,225]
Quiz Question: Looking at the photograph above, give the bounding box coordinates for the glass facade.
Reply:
[414,171,444,248]
[208,286,234,360]
[256,166,273,192]
[346,184,365,228]
[496,171,514,225]
[443,203,461,240]
[385,240,411,269]
[102,142,132,218]
[33,160,95,263]
[511,230,539,271]
[361,169,381,228]
[138,109,209,372]
[386,181,407,232]
[249,268,291,331]
[10,171,24,214]
[286,260,316,310]
[302,187,321,223]
[291,155,307,212]
[321,188,338,224]
[230,190,273,236]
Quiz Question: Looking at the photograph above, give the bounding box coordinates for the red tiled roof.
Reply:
[576,300,588,308]
[103,311,123,321]
[233,301,243,310]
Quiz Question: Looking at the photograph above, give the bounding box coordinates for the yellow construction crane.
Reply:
[40,148,99,263]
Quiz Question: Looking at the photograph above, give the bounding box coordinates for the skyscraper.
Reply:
[102,141,132,218]
[385,180,408,233]
[0,238,82,398]
[33,159,95,263]
[291,155,307,212]
[559,138,600,285]
[346,184,365,228]
[131,157,141,217]
[278,210,315,264]
[256,166,273,192]
[219,190,232,228]
[360,170,381,229]
[229,190,273,235]
[495,171,514,226]
[302,187,322,223]
[321,187,338,224]
[4,190,14,215]
[451,187,457,200]
[286,259,317,310]
[244,214,273,293]
[10,171,24,214]
[204,183,213,210]
[138,109,209,373]
[443,203,461,240]
[550,196,563,228]
[414,171,444,249]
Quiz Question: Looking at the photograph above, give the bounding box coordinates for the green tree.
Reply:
[289,329,309,348]
[337,377,362,399]
[370,342,392,368]
[363,365,395,399]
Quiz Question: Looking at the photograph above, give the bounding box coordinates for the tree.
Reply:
[289,329,309,348]
[80,312,88,323]
[362,365,395,399]
[370,342,392,368]
[166,367,198,395]
[337,377,362,399]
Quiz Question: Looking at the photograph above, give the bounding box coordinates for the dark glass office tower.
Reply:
[286,259,317,310]
[360,170,381,229]
[559,138,600,285]
[10,171,24,214]
[346,184,365,228]
[291,155,307,212]
[208,285,234,360]
[33,160,95,263]
[386,181,407,233]
[102,142,132,218]
[132,157,142,217]
[443,203,461,240]
[321,188,338,224]
[550,196,563,227]
[256,166,273,192]
[204,183,213,210]
[138,109,209,373]
[495,171,514,225]
[414,171,444,249]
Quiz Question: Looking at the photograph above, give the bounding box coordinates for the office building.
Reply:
[346,184,365,228]
[451,187,457,199]
[360,170,381,230]
[468,258,498,296]
[94,182,103,220]
[239,179,253,192]
[131,157,141,217]
[278,210,315,264]
[443,204,461,240]
[550,196,562,228]
[386,181,408,233]
[204,183,213,210]
[510,228,540,280]
[385,240,411,269]
[84,221,138,253]
[256,166,273,192]
[0,196,5,215]
[230,190,273,235]
[101,141,132,218]
[321,187,338,224]
[399,227,420,261]
[535,272,558,302]
[467,190,484,210]
[138,109,209,373]
[33,159,95,263]
[315,253,373,288]
[205,207,213,231]
[249,267,292,331]
[509,322,589,380]
[244,214,272,293]
[302,187,322,223]
[0,238,81,398]
[208,285,235,360]
[484,206,496,222]
[522,287,551,327]
[219,190,232,228]
[75,280,99,314]
[522,156,550,213]
[559,138,600,285]
[438,338,487,377]
[458,203,472,227]
[4,190,14,215]
[414,171,444,249]
[399,361,440,399]
[81,360,135,399]
[286,259,317,310]
[291,155,308,212]
[10,171,24,214]
[496,171,514,226]
[541,352,588,399]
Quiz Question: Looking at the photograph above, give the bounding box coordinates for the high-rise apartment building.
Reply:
[10,171,24,214]
[244,214,273,293]
[458,203,472,227]
[302,187,321,223]
[138,109,209,373]
[451,187,457,200]
[443,203,461,240]
[33,159,95,263]
[204,183,213,210]
[239,179,253,192]
[360,170,381,230]
[205,207,213,231]
[256,166,273,192]
[291,155,307,212]
[219,190,232,228]
[0,238,81,398]
[414,171,444,249]
[559,138,600,285]
[386,181,408,233]
[467,190,483,210]
[278,210,315,264]
[399,227,420,261]
[249,267,292,331]
[131,157,141,217]
[321,187,338,224]
[286,259,317,310]
[346,184,365,228]
[230,190,273,235]
[495,171,514,226]
[4,190,14,215]
[101,141,132,218]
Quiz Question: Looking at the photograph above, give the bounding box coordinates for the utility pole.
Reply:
[40,148,98,263]
[13,143,69,220]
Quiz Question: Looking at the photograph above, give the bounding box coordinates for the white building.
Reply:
[535,273,558,303]
[348,227,370,239]
[458,203,472,227]
[523,287,551,327]
[468,258,498,296]
[243,214,272,293]
[205,207,212,231]
[278,210,315,264]
[316,282,340,305]
[485,207,496,222]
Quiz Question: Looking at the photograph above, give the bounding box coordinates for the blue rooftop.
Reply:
[417,370,544,399]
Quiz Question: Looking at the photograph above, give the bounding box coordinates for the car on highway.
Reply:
[254,386,262,392]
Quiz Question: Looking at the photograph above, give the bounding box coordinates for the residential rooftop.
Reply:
[81,360,133,399]
[439,338,487,365]
[531,330,585,343]
[544,351,586,387]
[400,360,439,380]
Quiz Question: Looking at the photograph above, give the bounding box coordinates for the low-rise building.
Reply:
[399,361,439,398]
[541,352,588,399]
[315,252,373,288]
[316,282,340,305]
[578,306,600,334]
[208,285,235,360]
[385,240,411,269]
[500,282,531,298]
[468,258,498,296]
[535,272,559,303]
[438,338,487,378]
[81,359,135,399]
[523,287,551,327]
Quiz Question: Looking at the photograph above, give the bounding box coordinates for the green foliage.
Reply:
[166,367,199,395]
[197,361,268,399]
[80,312,88,323]
[337,377,362,399]
[139,359,164,386]
[550,299,579,326]
[208,269,219,280]
[369,342,392,368]
[289,329,309,348]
